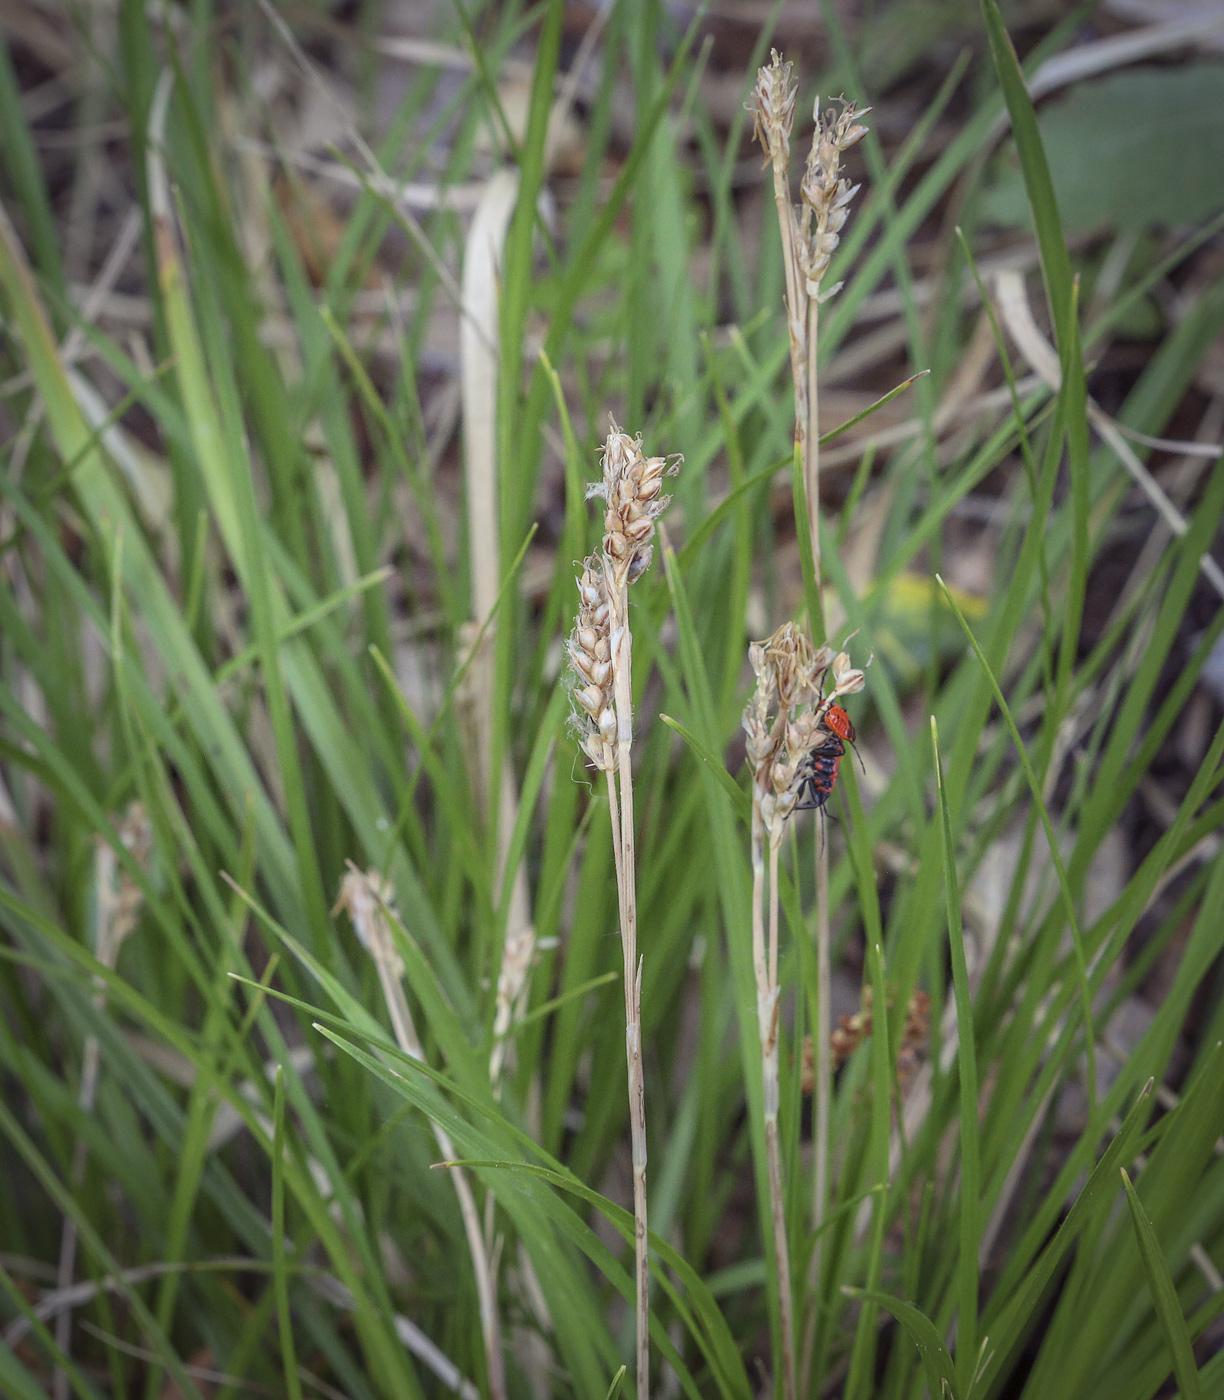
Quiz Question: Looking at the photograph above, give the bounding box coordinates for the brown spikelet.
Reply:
[825,986,932,1089]
[798,98,870,300]
[567,560,617,771]
[567,425,680,773]
[746,49,798,166]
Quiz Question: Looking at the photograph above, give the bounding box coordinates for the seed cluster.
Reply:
[742,623,865,836]
[334,865,402,975]
[95,801,153,960]
[747,50,869,305]
[568,427,680,772]
[798,100,868,299]
[593,426,677,590]
[569,560,617,771]
[745,49,798,167]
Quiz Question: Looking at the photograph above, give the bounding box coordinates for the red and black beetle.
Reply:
[793,704,859,814]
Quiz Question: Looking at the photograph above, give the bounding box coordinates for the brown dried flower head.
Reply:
[830,649,866,697]
[826,986,930,1092]
[746,49,798,166]
[798,98,869,298]
[743,624,835,823]
[94,800,154,956]
[334,864,402,975]
[743,624,869,832]
[589,425,680,593]
[568,425,681,773]
[567,559,617,772]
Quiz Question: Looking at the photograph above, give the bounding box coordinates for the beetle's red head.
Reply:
[823,704,855,744]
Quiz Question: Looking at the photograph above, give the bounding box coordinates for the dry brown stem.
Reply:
[458,171,538,1093]
[567,425,679,1400]
[748,59,868,585]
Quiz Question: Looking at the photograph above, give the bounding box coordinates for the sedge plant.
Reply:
[2,6,1224,1400]
[567,426,680,1400]
[747,51,873,1396]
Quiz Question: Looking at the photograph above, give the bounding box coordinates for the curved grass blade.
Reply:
[820,374,930,447]
[844,1288,959,1400]
[932,717,981,1393]
[659,714,750,824]
[976,1080,1153,1395]
[979,0,1073,349]
[432,1157,755,1400]
[311,1025,704,1400]
[1120,1169,1204,1400]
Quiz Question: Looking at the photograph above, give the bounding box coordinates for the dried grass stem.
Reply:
[568,426,679,1400]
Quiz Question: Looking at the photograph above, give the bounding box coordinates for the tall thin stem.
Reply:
[384,982,506,1400]
[459,170,537,1093]
[802,268,834,1400]
[54,807,150,1400]
[744,626,862,1400]
[751,798,797,1400]
[766,836,797,1400]
[610,580,651,1400]
[771,177,809,469]
[805,299,822,593]
[570,427,677,1398]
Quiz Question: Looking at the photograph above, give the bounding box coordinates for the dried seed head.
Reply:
[334,864,403,976]
[742,625,868,836]
[567,558,617,772]
[797,97,869,298]
[599,425,681,593]
[746,49,798,166]
[828,648,867,699]
[827,986,930,1092]
[743,623,836,815]
[568,423,679,776]
[94,800,154,963]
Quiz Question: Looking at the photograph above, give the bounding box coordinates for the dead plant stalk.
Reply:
[568,427,679,1400]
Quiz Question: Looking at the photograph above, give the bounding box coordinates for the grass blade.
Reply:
[845,1288,959,1400]
[1120,1168,1204,1400]
[979,0,1073,348]
[931,717,981,1394]
[272,1066,305,1400]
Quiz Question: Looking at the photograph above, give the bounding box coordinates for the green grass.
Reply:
[2,1,1223,1397]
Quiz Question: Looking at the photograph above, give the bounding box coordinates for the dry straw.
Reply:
[568,424,679,1400]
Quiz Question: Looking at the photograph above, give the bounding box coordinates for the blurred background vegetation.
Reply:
[1,1,1224,1398]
